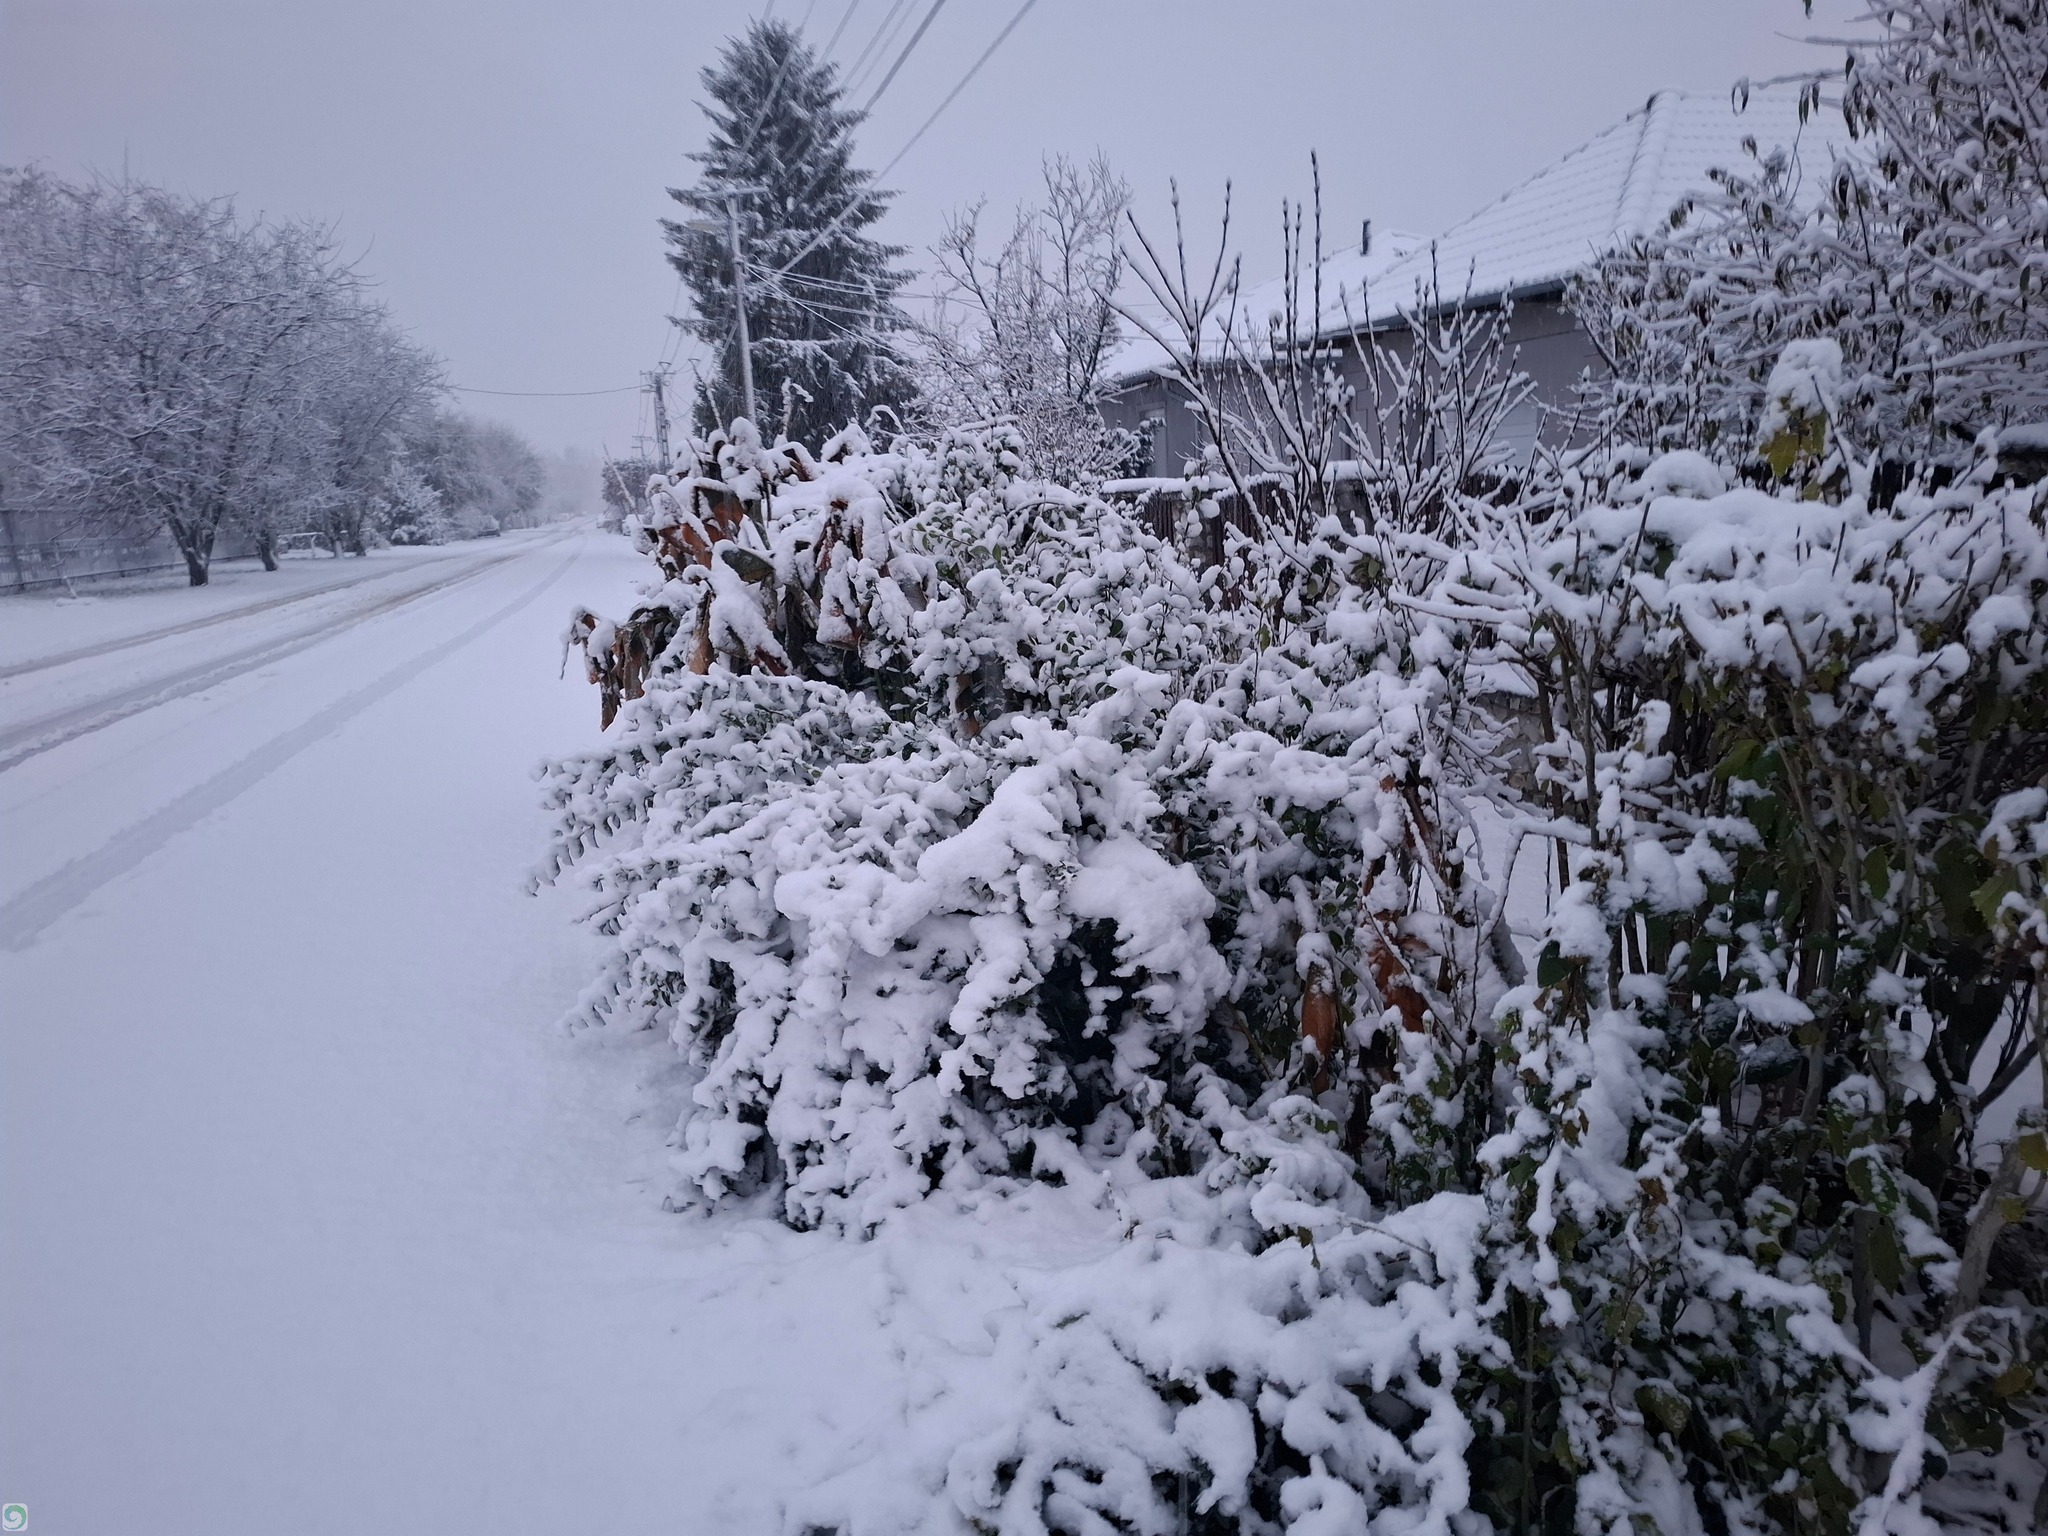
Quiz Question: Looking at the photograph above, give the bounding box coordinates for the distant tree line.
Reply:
[0,168,556,585]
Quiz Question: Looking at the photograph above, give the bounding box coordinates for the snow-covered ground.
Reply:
[0,529,1094,1535]
[0,542,495,670]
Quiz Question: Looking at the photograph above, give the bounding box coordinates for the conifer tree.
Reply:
[664,21,915,446]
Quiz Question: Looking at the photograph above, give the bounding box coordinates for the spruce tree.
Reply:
[664,21,915,446]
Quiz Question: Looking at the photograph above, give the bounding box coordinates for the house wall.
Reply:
[1100,291,1604,476]
[1100,372,1208,479]
[1496,294,1605,456]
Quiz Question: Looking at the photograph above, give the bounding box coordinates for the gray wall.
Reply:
[1101,292,1603,478]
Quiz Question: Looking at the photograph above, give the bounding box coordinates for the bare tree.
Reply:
[919,155,1139,484]
[1118,165,1534,552]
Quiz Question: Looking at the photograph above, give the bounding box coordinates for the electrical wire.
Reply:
[751,271,961,310]
[841,0,910,97]
[742,259,956,313]
[657,267,691,366]
[451,383,641,397]
[748,262,877,295]
[821,0,861,63]
[770,0,1037,284]
[860,0,945,113]
[878,0,1034,180]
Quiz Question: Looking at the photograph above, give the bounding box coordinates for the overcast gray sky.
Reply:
[0,1,1858,455]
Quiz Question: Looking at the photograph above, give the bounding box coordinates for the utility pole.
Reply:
[644,367,674,466]
[724,195,757,425]
[681,188,763,427]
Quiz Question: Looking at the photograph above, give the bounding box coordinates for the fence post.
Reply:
[1,508,24,593]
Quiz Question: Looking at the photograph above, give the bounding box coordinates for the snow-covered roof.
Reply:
[1371,85,1848,316]
[1109,84,1852,386]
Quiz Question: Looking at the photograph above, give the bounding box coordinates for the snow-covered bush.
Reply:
[540,8,2048,1525]
[543,387,2048,1532]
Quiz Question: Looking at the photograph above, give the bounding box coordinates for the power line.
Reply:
[745,261,958,307]
[821,0,861,63]
[860,0,946,113]
[842,0,910,96]
[659,270,689,366]
[771,0,1037,284]
[880,0,1034,178]
[451,383,641,397]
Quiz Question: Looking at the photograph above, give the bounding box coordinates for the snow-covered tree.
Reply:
[918,155,1142,485]
[598,454,659,532]
[295,317,443,556]
[1575,0,2048,463]
[374,451,448,546]
[386,409,544,543]
[664,19,916,446]
[0,167,442,580]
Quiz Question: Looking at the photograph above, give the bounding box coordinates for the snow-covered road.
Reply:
[0,531,1039,1535]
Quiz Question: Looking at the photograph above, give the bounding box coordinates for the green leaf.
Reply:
[1932,836,1992,936]
[1972,867,2020,929]
[1552,1216,1581,1262]
[1551,1425,1584,1474]
[1536,942,1574,989]
[1635,1383,1692,1436]
[1866,1221,1905,1294]
[2019,1132,2048,1174]
[1991,1363,2034,1399]
[1715,739,1761,782]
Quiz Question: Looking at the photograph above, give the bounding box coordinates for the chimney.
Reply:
[1361,219,1373,256]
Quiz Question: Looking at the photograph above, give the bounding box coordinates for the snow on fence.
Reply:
[0,508,255,592]
[1100,468,1493,564]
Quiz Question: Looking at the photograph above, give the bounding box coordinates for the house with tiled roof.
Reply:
[1102,84,1851,474]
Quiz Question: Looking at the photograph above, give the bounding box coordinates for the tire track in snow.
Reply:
[0,545,581,953]
[0,547,510,682]
[0,537,560,773]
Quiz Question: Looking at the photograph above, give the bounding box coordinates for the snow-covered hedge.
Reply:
[536,10,2048,1529]
[541,400,2047,1532]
